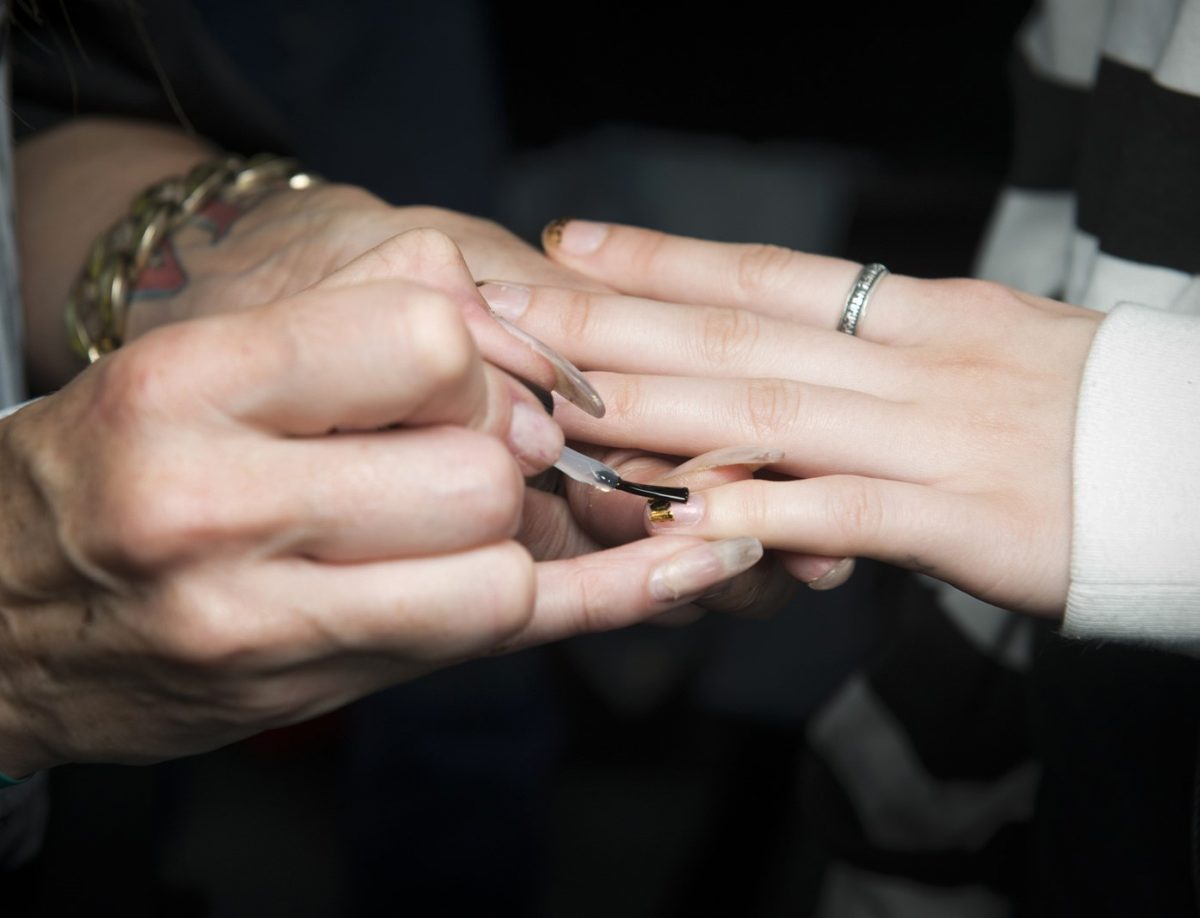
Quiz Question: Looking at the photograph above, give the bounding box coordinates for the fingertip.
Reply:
[542,218,609,257]
[809,557,855,590]
[507,400,564,474]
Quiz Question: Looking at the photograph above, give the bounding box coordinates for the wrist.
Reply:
[17,118,217,390]
[124,182,383,341]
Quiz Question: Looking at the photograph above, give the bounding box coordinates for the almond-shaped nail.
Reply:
[507,400,564,472]
[807,557,855,591]
[649,537,764,603]
[645,493,705,529]
[661,446,785,482]
[543,218,608,256]
[477,281,530,321]
[490,313,605,418]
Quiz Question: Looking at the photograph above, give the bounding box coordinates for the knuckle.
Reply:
[738,378,802,441]
[451,433,524,535]
[89,330,191,431]
[605,374,645,424]
[96,475,225,571]
[697,306,761,368]
[828,477,884,543]
[555,287,599,344]
[476,542,537,646]
[152,579,253,669]
[933,277,1024,320]
[626,229,671,278]
[733,243,795,301]
[404,291,476,388]
[389,226,462,266]
[735,479,776,531]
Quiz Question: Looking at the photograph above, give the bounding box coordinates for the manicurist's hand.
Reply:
[0,235,762,778]
[482,220,1104,616]
[120,183,610,413]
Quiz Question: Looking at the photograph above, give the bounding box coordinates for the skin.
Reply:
[490,220,1104,616]
[1,125,775,776]
[0,237,768,776]
[16,117,791,610]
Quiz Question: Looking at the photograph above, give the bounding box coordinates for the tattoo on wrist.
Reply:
[131,197,251,301]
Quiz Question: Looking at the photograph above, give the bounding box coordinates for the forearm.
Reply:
[15,117,216,390]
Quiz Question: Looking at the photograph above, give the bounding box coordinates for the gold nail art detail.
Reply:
[542,217,570,248]
[648,499,674,523]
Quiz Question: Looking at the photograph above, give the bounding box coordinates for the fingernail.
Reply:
[645,493,705,529]
[491,313,606,418]
[649,537,764,603]
[507,401,564,471]
[662,446,785,482]
[477,281,530,321]
[807,557,855,591]
[544,218,608,256]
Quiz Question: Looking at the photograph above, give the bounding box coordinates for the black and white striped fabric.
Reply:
[808,2,1200,914]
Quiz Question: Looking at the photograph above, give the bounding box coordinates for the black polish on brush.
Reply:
[614,481,690,503]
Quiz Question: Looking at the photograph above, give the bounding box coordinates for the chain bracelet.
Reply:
[65,153,320,363]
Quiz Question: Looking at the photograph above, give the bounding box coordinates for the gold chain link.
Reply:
[65,154,320,363]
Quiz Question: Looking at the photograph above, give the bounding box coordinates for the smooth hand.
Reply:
[484,221,1103,616]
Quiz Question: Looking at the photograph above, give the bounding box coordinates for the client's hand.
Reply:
[481,220,1103,617]
[0,237,761,778]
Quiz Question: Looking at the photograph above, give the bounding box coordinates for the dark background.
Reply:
[8,2,1037,916]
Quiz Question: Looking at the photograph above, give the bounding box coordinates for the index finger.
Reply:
[176,279,494,435]
[541,220,922,344]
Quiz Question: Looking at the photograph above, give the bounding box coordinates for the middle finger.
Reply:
[559,373,935,483]
[479,283,910,398]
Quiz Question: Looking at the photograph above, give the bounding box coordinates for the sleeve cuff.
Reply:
[1065,303,1200,651]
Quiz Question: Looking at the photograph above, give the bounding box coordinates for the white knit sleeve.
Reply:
[1065,304,1200,651]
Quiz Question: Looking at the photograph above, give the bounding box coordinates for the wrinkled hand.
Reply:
[483,220,1102,616]
[125,184,598,354]
[121,186,788,616]
[0,235,764,777]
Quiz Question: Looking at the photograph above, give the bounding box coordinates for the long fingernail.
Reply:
[662,446,785,482]
[477,281,529,321]
[490,313,605,418]
[544,218,608,256]
[807,557,855,591]
[507,401,564,471]
[649,537,763,602]
[645,493,705,529]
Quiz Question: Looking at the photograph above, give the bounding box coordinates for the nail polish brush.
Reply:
[554,446,689,503]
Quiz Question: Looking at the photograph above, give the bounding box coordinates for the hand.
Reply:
[122,185,790,617]
[124,185,608,409]
[482,220,1103,616]
[0,236,762,777]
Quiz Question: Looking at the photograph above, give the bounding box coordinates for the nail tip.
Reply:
[542,217,570,248]
[806,557,855,591]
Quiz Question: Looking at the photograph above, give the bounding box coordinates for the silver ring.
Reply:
[838,263,889,336]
